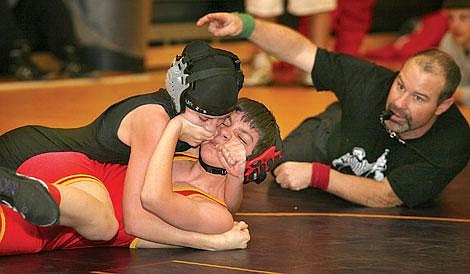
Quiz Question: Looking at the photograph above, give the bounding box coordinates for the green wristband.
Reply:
[236,12,255,38]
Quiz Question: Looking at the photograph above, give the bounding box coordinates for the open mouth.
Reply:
[389,110,406,123]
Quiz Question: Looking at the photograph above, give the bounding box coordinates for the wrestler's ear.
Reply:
[435,97,453,116]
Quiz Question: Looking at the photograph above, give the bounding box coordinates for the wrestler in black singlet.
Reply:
[0,89,191,169]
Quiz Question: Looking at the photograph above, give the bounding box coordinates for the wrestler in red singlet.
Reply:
[0,152,226,256]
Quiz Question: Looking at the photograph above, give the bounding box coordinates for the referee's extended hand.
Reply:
[196,12,243,37]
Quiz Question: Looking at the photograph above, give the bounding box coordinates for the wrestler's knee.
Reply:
[60,182,119,241]
[82,186,119,241]
[79,205,118,241]
[90,214,119,241]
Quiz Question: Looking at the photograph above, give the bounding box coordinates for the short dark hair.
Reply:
[411,48,461,103]
[235,98,279,159]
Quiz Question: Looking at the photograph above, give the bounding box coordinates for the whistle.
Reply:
[381,110,392,120]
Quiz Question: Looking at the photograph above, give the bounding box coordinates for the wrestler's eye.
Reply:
[215,117,226,126]
[236,129,254,147]
[414,95,425,104]
[397,82,405,92]
[237,134,248,145]
[222,117,231,127]
[198,115,209,122]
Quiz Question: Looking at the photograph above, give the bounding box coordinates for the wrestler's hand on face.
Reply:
[273,161,312,191]
[216,138,247,178]
[212,221,250,251]
[175,115,214,147]
[196,12,243,37]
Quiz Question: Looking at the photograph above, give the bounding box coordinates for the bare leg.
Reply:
[245,16,278,86]
[56,181,118,241]
[307,11,333,49]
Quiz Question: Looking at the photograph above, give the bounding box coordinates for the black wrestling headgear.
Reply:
[166,41,244,116]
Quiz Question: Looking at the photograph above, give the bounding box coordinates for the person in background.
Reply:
[243,0,336,86]
[332,0,375,57]
[0,0,93,80]
[440,0,470,106]
[363,9,448,64]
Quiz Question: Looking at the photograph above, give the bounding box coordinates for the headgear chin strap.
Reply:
[198,147,227,175]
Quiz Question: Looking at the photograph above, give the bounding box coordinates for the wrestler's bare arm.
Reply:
[118,105,170,237]
[118,106,232,249]
[216,138,248,213]
[135,221,250,250]
[141,115,234,234]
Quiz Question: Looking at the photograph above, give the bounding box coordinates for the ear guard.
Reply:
[244,146,282,184]
[244,126,283,184]
[166,57,189,112]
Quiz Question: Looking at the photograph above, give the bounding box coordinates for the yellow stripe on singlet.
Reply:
[173,152,198,161]
[173,186,227,208]
[172,153,226,207]
[129,238,139,249]
[53,174,106,189]
[0,207,5,243]
[172,153,227,206]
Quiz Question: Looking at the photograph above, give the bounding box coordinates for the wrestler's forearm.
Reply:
[327,170,403,207]
[126,159,193,240]
[141,118,180,218]
[125,208,222,251]
[121,104,170,230]
[141,117,234,234]
[135,239,182,249]
[224,175,243,213]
